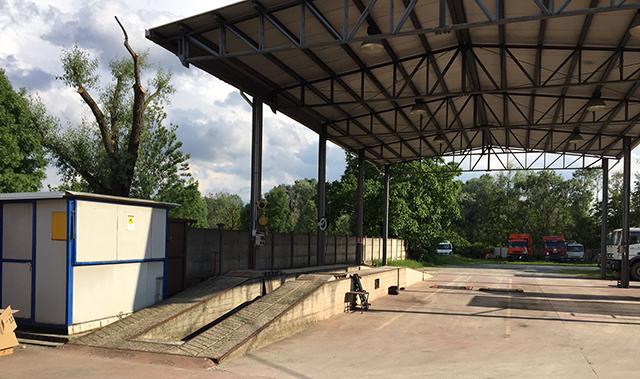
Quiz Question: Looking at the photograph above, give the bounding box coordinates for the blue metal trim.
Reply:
[73,258,166,266]
[163,209,169,300]
[66,199,76,327]
[0,203,3,307]
[30,201,36,321]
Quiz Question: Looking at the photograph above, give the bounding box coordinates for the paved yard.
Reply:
[2,265,639,379]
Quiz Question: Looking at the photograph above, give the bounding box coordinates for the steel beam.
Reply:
[317,125,327,266]
[249,97,263,270]
[601,158,609,281]
[382,164,390,266]
[153,1,640,61]
[621,137,631,287]
[356,149,365,265]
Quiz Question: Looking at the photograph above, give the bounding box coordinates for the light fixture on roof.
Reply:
[410,100,428,116]
[568,128,584,144]
[630,18,640,36]
[360,25,384,54]
[586,91,606,112]
[433,134,446,143]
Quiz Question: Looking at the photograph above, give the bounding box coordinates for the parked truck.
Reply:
[605,228,640,280]
[566,242,585,262]
[543,236,566,261]
[508,234,533,261]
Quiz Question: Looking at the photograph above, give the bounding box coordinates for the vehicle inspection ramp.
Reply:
[71,266,427,363]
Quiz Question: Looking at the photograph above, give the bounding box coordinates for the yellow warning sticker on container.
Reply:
[127,214,135,231]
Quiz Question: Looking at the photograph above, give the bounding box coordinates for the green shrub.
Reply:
[456,242,494,259]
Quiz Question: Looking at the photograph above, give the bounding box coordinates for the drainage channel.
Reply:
[133,297,262,346]
[430,284,525,292]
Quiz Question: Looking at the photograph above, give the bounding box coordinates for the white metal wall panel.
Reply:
[2,203,33,260]
[117,206,153,260]
[2,262,32,316]
[34,200,67,325]
[150,208,167,259]
[76,201,117,262]
[72,261,163,324]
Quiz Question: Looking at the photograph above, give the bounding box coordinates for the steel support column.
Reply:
[356,149,365,265]
[249,98,263,270]
[317,125,327,266]
[601,158,608,280]
[621,137,631,288]
[382,164,390,266]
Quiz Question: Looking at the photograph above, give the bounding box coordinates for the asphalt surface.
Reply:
[3,264,639,379]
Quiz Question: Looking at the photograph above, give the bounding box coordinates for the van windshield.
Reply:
[438,243,452,250]
[567,245,584,252]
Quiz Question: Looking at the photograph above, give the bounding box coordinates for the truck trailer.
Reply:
[508,234,533,261]
[543,236,566,261]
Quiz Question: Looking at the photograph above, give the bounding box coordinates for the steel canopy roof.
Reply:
[147,0,640,168]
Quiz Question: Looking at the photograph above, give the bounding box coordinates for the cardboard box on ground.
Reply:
[0,306,19,356]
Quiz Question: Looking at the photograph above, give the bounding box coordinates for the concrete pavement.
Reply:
[2,265,639,379]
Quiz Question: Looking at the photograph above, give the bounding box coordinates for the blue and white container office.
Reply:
[0,191,175,334]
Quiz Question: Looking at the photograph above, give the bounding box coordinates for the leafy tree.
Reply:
[43,18,175,197]
[327,153,461,250]
[37,18,208,222]
[565,169,600,247]
[287,179,318,233]
[205,192,244,230]
[0,69,48,192]
[264,185,291,232]
[156,179,208,227]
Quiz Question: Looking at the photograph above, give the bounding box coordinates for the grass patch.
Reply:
[373,256,600,269]
[503,260,598,267]
[561,268,618,279]
[372,259,427,269]
[374,255,496,268]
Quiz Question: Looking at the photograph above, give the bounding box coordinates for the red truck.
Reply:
[508,234,533,261]
[543,236,566,261]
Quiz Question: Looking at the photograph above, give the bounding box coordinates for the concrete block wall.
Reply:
[185,228,406,286]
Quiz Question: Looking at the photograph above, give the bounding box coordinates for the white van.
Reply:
[437,241,453,255]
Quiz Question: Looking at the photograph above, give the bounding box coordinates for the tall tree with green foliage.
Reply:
[37,18,207,225]
[205,192,244,230]
[286,179,318,233]
[327,153,461,249]
[0,69,48,192]
[264,185,292,232]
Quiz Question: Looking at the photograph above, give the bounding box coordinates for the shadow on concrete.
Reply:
[465,294,640,317]
[244,353,312,379]
[366,307,640,326]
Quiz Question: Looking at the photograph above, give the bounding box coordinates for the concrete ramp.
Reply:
[71,273,328,362]
[72,274,262,353]
[178,280,324,362]
[72,266,426,363]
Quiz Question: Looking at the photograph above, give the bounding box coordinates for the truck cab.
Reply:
[543,236,566,261]
[508,234,532,261]
[606,228,640,280]
[566,242,585,262]
[436,241,453,255]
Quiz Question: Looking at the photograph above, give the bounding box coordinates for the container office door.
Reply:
[1,203,34,319]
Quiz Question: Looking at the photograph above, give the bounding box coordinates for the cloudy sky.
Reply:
[0,0,349,201]
[2,0,638,202]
